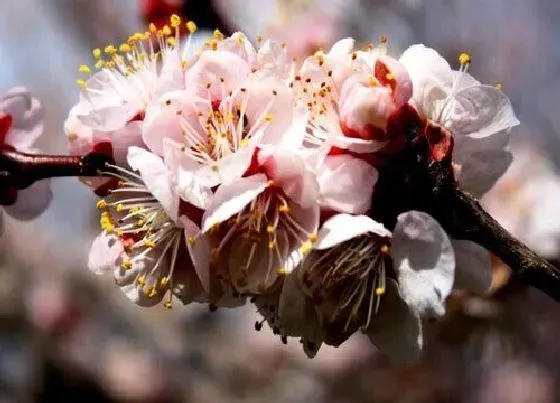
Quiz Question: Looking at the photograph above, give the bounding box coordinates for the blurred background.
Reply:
[1,0,560,402]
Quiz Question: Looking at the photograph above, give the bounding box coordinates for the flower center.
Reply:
[302,234,389,332]
[211,185,316,293]
[96,164,182,309]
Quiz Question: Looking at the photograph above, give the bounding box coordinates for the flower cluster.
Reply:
[68,16,519,360]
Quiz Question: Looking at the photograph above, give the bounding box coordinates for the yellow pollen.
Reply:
[278,204,290,213]
[121,259,132,270]
[309,232,318,242]
[166,37,176,46]
[116,203,126,212]
[264,113,273,123]
[160,276,169,287]
[104,45,117,55]
[386,73,395,81]
[95,60,106,69]
[78,64,91,74]
[137,276,145,286]
[164,301,173,310]
[375,287,386,296]
[276,267,290,275]
[136,219,145,227]
[300,240,313,255]
[367,75,379,87]
[268,241,275,249]
[380,245,390,254]
[147,287,157,298]
[496,82,503,90]
[266,225,275,234]
[148,23,157,33]
[186,21,197,33]
[256,34,263,42]
[458,52,472,65]
[92,48,102,59]
[162,25,172,36]
[96,199,107,209]
[213,29,224,40]
[170,14,181,27]
[188,236,196,246]
[119,43,131,53]
[143,239,156,248]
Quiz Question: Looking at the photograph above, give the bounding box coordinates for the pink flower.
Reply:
[201,145,320,295]
[0,87,52,227]
[142,33,298,192]
[294,38,412,154]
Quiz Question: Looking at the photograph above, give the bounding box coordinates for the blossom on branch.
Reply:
[0,87,52,230]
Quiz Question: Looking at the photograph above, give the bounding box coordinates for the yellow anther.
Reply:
[367,75,379,87]
[166,37,176,46]
[160,276,169,287]
[300,240,313,255]
[135,219,145,227]
[496,82,503,90]
[137,276,145,286]
[96,199,107,209]
[116,203,126,212]
[67,133,78,142]
[143,239,156,248]
[375,287,386,296]
[236,34,245,44]
[164,301,173,310]
[206,39,218,50]
[309,232,318,242]
[278,204,290,213]
[119,43,131,53]
[213,29,224,40]
[148,23,157,33]
[76,79,87,89]
[147,287,157,298]
[95,60,106,69]
[276,267,290,275]
[240,138,249,147]
[386,73,395,81]
[210,164,219,172]
[266,225,275,234]
[264,113,273,123]
[104,45,117,55]
[380,245,390,254]
[79,64,91,74]
[162,25,172,36]
[121,259,132,270]
[188,236,196,246]
[268,241,275,249]
[170,14,181,27]
[267,180,275,186]
[458,52,472,65]
[186,21,197,33]
[92,48,102,59]
[256,34,263,42]
[181,60,189,69]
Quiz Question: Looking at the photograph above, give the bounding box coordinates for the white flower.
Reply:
[66,15,204,165]
[0,87,51,231]
[399,44,520,197]
[278,211,455,361]
[88,147,214,308]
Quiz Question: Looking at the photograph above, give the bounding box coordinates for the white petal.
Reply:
[202,174,268,231]
[447,85,520,139]
[180,217,212,293]
[452,239,492,294]
[366,279,423,362]
[77,104,139,131]
[328,38,355,59]
[318,155,378,214]
[391,211,455,318]
[127,147,178,220]
[315,214,390,250]
[88,232,123,275]
[456,148,513,198]
[195,145,255,188]
[4,179,52,220]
